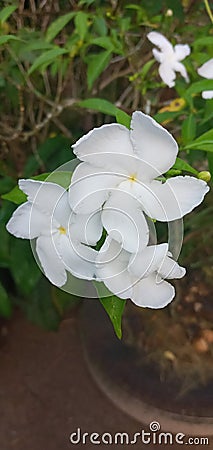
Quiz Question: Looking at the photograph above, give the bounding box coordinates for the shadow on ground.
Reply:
[0,306,212,450]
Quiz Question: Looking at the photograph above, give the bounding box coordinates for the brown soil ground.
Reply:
[0,305,212,450]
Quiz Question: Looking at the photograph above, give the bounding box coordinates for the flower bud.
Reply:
[198,171,211,182]
[165,9,173,17]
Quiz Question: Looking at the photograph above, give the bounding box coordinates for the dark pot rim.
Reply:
[81,300,213,436]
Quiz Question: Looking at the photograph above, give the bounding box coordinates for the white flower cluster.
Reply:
[147,31,213,98]
[6,112,209,309]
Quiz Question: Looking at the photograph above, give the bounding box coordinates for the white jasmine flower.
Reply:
[96,237,186,309]
[69,111,209,253]
[6,180,102,287]
[197,58,213,99]
[147,31,190,87]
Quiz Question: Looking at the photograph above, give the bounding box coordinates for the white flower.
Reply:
[197,58,213,99]
[6,179,102,287]
[96,237,186,309]
[147,31,190,87]
[69,111,209,253]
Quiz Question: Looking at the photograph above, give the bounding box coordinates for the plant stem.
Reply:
[204,0,213,23]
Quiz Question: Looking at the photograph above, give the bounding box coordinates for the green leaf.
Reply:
[95,282,126,339]
[17,277,60,330]
[140,59,155,78]
[0,176,14,195]
[184,129,213,152]
[28,48,68,75]
[0,223,11,268]
[10,239,41,296]
[91,36,114,51]
[87,51,111,90]
[92,16,107,36]
[2,171,72,205]
[0,35,20,45]
[44,171,73,188]
[116,109,131,128]
[201,99,213,124]
[74,11,88,41]
[79,97,116,114]
[184,80,213,97]
[0,4,17,23]
[172,157,198,175]
[193,36,213,50]
[181,114,196,145]
[45,12,76,43]
[78,98,130,127]
[2,185,27,205]
[154,110,182,124]
[0,282,12,317]
[184,141,213,152]
[23,39,53,52]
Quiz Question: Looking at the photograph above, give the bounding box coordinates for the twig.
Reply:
[43,72,52,97]
[52,117,73,138]
[99,67,132,91]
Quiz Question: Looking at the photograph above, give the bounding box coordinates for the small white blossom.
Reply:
[6,180,101,287]
[197,58,213,99]
[147,31,190,87]
[69,111,209,253]
[96,238,186,309]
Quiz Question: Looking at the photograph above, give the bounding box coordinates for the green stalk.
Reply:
[204,0,213,23]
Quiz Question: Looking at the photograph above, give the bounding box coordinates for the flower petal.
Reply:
[138,176,209,221]
[158,255,186,279]
[72,123,134,167]
[6,202,49,239]
[69,210,103,245]
[102,190,149,253]
[130,111,178,178]
[132,273,175,308]
[36,234,67,287]
[152,48,163,63]
[52,190,71,228]
[69,162,123,214]
[147,31,173,53]
[174,44,190,61]
[202,90,213,100]
[173,61,189,83]
[197,58,213,79]
[19,179,67,217]
[129,244,168,278]
[58,234,98,280]
[96,237,133,299]
[159,62,176,87]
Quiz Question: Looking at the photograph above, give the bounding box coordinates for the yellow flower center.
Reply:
[129,173,137,182]
[58,226,66,235]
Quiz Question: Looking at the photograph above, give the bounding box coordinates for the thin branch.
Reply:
[98,67,132,91]
[6,46,57,108]
[0,98,78,142]
[43,72,52,97]
[17,88,25,132]
[52,117,73,138]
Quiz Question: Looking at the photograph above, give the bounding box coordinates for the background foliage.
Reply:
[0,0,212,336]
